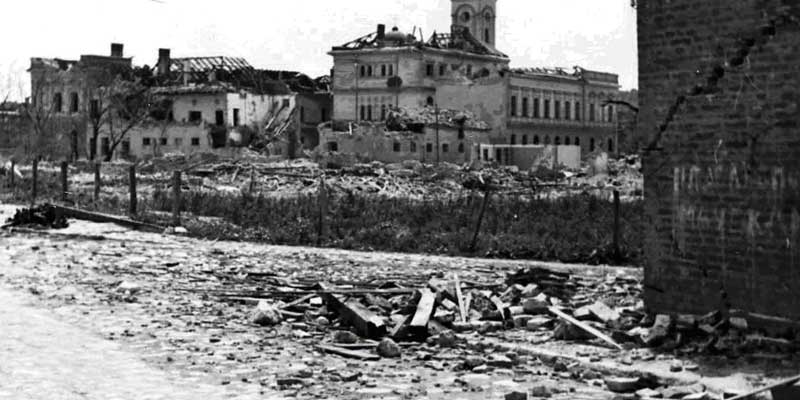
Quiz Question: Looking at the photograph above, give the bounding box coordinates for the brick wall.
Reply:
[639,0,800,321]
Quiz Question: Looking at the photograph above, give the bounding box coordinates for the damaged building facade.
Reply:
[29,45,332,161]
[639,0,800,325]
[322,0,621,167]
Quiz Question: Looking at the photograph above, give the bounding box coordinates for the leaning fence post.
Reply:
[129,164,137,215]
[172,170,181,226]
[613,189,621,263]
[470,189,492,252]
[317,174,328,246]
[93,162,101,203]
[60,161,69,202]
[31,158,39,206]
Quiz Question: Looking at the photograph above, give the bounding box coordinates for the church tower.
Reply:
[451,0,497,46]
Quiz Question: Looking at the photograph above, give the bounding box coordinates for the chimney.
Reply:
[157,48,171,76]
[111,43,124,57]
[377,24,386,41]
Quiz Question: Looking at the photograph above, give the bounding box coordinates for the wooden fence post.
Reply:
[317,175,328,246]
[60,161,68,202]
[172,170,181,226]
[129,164,137,215]
[93,162,101,203]
[9,160,15,188]
[470,189,492,252]
[31,158,39,206]
[613,190,621,263]
[249,167,256,194]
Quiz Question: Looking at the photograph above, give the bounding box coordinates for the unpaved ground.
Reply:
[0,204,794,399]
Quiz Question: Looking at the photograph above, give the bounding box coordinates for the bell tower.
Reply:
[451,0,497,45]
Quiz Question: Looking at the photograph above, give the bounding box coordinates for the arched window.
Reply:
[590,138,596,152]
[575,137,580,146]
[533,135,540,145]
[458,142,465,153]
[565,137,571,145]
[554,136,561,145]
[426,96,435,107]
[510,134,517,145]
[461,11,471,22]
[544,136,551,145]
[522,135,528,145]
[608,138,615,153]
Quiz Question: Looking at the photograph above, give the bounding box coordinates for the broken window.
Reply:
[53,92,63,113]
[496,149,502,163]
[458,142,465,153]
[426,143,433,153]
[189,111,203,124]
[533,135,540,145]
[458,127,465,139]
[590,138,596,151]
[565,101,571,120]
[565,137,571,145]
[544,136,551,145]
[426,63,434,77]
[191,137,200,146]
[90,100,100,118]
[555,101,561,119]
[533,98,540,118]
[510,96,517,117]
[360,65,366,77]
[590,103,596,121]
[143,137,151,146]
[608,138,615,152]
[360,105,366,120]
[555,136,561,145]
[367,65,373,76]
[484,29,490,43]
[175,138,183,146]
[522,98,529,117]
[216,110,225,126]
[575,137,580,146]
[393,142,401,152]
[439,64,446,76]
[158,137,167,146]
[410,142,417,152]
[510,134,517,145]
[367,105,372,121]
[575,102,581,121]
[483,149,489,160]
[442,143,449,153]
[522,135,528,145]
[321,108,328,122]
[426,96,435,107]
[381,65,387,76]
[544,100,550,119]
[327,141,338,152]
[69,92,79,113]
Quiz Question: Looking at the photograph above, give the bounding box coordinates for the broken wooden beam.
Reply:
[548,306,623,350]
[52,205,164,233]
[316,344,380,361]
[409,288,437,337]
[454,273,467,324]
[320,283,386,339]
[728,374,800,400]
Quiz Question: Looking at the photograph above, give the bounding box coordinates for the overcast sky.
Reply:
[0,0,637,100]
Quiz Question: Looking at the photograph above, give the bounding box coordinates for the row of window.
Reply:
[392,141,466,153]
[142,137,201,146]
[510,96,615,123]
[359,103,390,121]
[359,64,395,78]
[425,63,473,77]
[506,134,614,152]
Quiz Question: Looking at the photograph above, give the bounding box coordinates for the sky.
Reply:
[0,0,638,100]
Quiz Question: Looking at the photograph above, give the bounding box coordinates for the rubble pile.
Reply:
[3,204,68,229]
[385,107,490,131]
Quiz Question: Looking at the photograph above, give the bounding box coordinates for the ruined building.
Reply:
[639,0,800,326]
[28,45,332,161]
[324,0,621,166]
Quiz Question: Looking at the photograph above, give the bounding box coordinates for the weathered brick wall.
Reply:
[639,0,800,321]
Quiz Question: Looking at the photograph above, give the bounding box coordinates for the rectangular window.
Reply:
[121,141,130,155]
[189,111,202,123]
[381,104,387,121]
[533,98,540,118]
[53,93,63,113]
[321,108,328,121]
[327,141,338,152]
[282,98,290,107]
[360,105,366,120]
[426,143,433,153]
[565,101,572,120]
[388,65,394,76]
[522,98,529,117]
[215,110,224,126]
[439,64,446,76]
[483,149,489,160]
[393,142,401,152]
[367,105,372,121]
[233,108,240,126]
[410,142,417,152]
[510,96,517,117]
[608,106,614,122]
[69,92,79,113]
[360,65,366,77]
[381,65,387,76]
[367,65,373,76]
[555,101,561,119]
[101,137,110,156]
[191,137,200,146]
[142,137,151,146]
[90,100,100,118]
[544,100,551,119]
[426,63,434,77]
[576,102,581,121]
[442,143,449,153]
[590,104,596,121]
[160,137,168,146]
[174,138,183,146]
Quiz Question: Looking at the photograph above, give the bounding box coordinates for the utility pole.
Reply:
[354,62,360,122]
[435,102,440,165]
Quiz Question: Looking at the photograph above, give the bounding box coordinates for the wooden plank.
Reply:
[490,295,508,321]
[454,273,467,324]
[280,294,316,310]
[52,205,165,233]
[548,306,623,350]
[320,283,386,339]
[389,314,413,340]
[316,344,380,361]
[409,288,436,336]
[728,374,800,400]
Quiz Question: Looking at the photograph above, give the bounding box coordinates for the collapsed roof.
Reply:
[332,25,508,58]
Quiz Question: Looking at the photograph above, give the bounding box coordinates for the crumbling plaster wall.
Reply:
[436,74,508,140]
[639,0,800,321]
